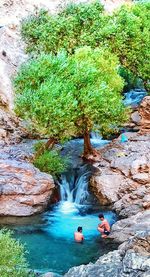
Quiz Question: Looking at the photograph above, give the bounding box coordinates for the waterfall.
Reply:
[123,89,147,107]
[90,131,102,142]
[58,165,91,205]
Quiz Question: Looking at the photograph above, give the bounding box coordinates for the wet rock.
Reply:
[90,170,123,205]
[131,111,141,125]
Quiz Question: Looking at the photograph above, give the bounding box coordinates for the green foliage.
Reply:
[119,67,143,92]
[33,150,68,176]
[14,47,128,140]
[0,229,31,277]
[21,1,105,54]
[105,1,150,84]
[33,141,45,152]
[21,1,150,84]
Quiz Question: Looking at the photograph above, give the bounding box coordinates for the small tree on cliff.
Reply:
[14,47,127,157]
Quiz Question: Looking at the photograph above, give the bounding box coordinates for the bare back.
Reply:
[99,219,110,232]
[74,232,84,242]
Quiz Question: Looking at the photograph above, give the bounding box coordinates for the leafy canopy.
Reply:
[0,229,32,277]
[14,47,127,139]
[21,1,150,84]
[104,1,150,84]
[21,1,105,54]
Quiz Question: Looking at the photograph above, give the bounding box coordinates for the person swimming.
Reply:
[74,226,84,242]
[97,214,110,238]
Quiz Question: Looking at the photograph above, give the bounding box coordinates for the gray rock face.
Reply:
[0,109,29,146]
[90,133,150,243]
[0,142,55,216]
[65,232,150,277]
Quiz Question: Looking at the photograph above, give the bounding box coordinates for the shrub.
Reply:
[0,229,32,277]
[33,150,68,176]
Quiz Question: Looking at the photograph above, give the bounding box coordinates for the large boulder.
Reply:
[0,142,55,216]
[110,210,150,243]
[91,133,150,214]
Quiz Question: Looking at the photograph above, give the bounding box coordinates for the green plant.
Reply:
[21,1,105,54]
[0,229,32,277]
[119,67,143,92]
[33,150,68,176]
[21,1,150,88]
[105,1,150,89]
[14,47,128,157]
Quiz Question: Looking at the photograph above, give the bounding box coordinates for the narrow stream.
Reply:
[0,89,146,275]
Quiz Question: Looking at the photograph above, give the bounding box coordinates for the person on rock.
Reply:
[97,214,110,238]
[74,226,84,242]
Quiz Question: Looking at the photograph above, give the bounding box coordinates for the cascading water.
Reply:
[123,88,147,107]
[58,165,91,205]
[56,134,109,214]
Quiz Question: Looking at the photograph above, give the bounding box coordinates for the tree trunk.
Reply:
[143,80,149,93]
[83,128,95,157]
[34,138,57,160]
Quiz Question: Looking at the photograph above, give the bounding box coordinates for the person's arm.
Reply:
[98,222,104,228]
[82,234,84,241]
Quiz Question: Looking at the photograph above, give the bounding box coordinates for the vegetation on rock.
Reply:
[14,47,127,157]
[0,229,32,277]
[33,142,68,176]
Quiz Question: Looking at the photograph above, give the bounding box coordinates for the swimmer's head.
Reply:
[98,214,104,220]
[77,226,82,232]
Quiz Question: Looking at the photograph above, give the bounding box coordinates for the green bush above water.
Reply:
[33,149,68,177]
[0,229,32,277]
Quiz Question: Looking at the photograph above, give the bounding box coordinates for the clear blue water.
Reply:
[1,202,117,275]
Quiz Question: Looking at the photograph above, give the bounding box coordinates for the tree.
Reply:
[104,1,150,89]
[14,47,127,158]
[21,1,105,54]
[0,229,32,277]
[21,1,150,89]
